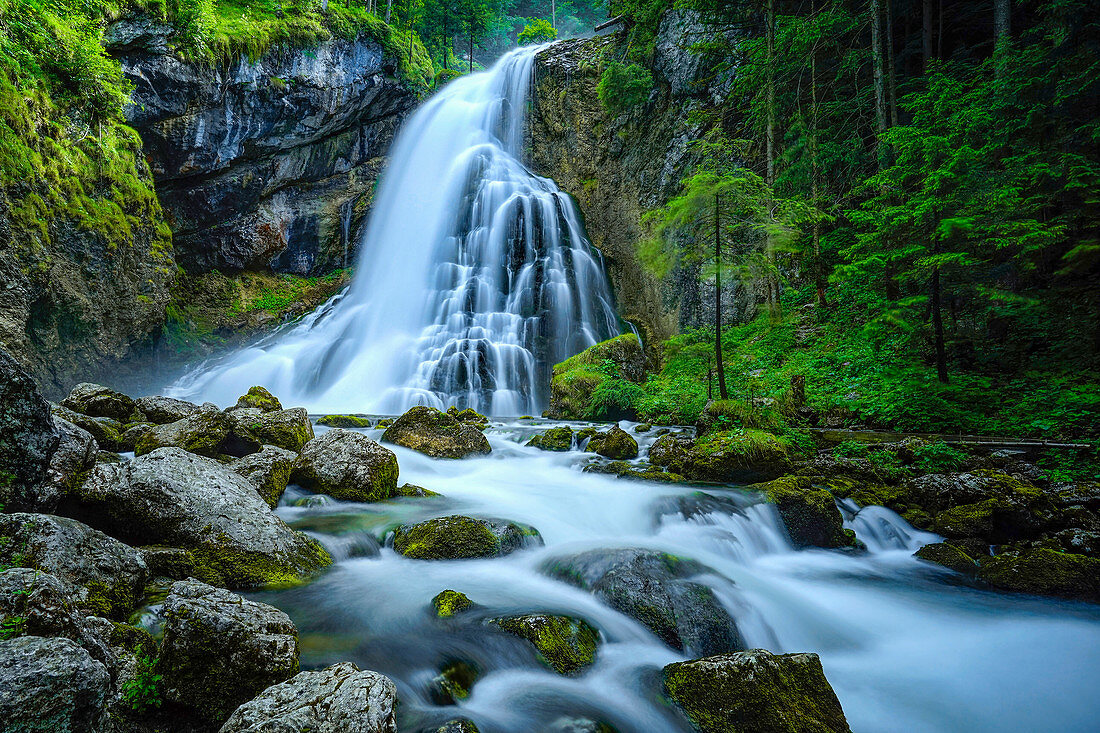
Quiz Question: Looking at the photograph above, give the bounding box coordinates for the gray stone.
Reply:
[134,404,262,459]
[133,395,201,424]
[60,382,135,422]
[0,349,59,509]
[52,405,125,453]
[230,406,314,452]
[292,429,399,502]
[230,445,297,508]
[0,636,111,732]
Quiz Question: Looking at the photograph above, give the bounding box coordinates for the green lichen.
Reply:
[395,483,441,498]
[492,614,599,675]
[431,589,473,618]
[526,426,574,451]
[430,660,480,704]
[83,577,141,620]
[316,414,372,428]
[393,516,500,560]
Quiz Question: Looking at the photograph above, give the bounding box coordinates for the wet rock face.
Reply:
[133,395,200,424]
[393,516,542,560]
[662,649,851,733]
[0,349,59,508]
[292,429,399,502]
[382,406,492,459]
[219,661,398,733]
[584,426,639,460]
[491,614,600,675]
[230,444,298,508]
[754,476,858,550]
[0,636,112,732]
[157,579,300,725]
[60,382,136,422]
[114,30,418,276]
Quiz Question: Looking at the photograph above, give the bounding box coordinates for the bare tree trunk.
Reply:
[870,0,888,170]
[715,192,728,401]
[552,0,557,29]
[994,0,1011,79]
[937,0,943,59]
[885,0,898,126]
[922,0,933,68]
[765,0,776,185]
[811,7,826,308]
[385,0,393,23]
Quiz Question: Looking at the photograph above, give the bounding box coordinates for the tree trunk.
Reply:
[469,25,474,73]
[922,0,934,68]
[552,0,557,29]
[385,0,393,23]
[715,192,728,401]
[765,0,776,185]
[994,0,1010,79]
[885,0,898,127]
[931,238,949,383]
[870,0,888,170]
[811,26,826,308]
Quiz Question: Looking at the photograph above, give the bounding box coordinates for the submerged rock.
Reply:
[393,516,542,560]
[133,395,200,424]
[662,649,851,732]
[60,382,136,422]
[316,414,373,428]
[527,426,574,452]
[429,659,480,705]
[218,661,398,733]
[0,513,148,618]
[291,429,399,502]
[491,614,599,675]
[432,589,474,618]
[752,476,858,550]
[135,405,262,459]
[158,579,299,724]
[0,636,111,732]
[436,720,480,733]
[544,549,741,656]
[395,483,442,498]
[230,445,297,508]
[0,349,59,501]
[382,406,492,459]
[584,426,639,460]
[74,448,330,588]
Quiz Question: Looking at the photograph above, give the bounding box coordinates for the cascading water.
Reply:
[169,46,619,415]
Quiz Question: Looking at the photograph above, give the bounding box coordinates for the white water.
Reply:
[256,421,1100,733]
[169,47,619,416]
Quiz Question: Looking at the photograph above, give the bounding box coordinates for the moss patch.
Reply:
[316,414,372,428]
[978,548,1100,602]
[492,614,599,675]
[431,589,473,618]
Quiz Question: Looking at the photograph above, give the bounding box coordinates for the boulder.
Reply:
[382,406,492,459]
[546,334,646,420]
[52,405,125,453]
[650,430,792,484]
[491,614,599,675]
[752,477,858,550]
[316,414,373,428]
[527,426,574,451]
[583,460,685,483]
[234,386,283,412]
[133,395,201,424]
[447,406,489,428]
[0,636,111,732]
[230,445,297,508]
[544,549,741,656]
[395,483,442,498]
[292,429,399,502]
[73,448,330,587]
[135,404,262,459]
[231,407,314,453]
[437,720,480,733]
[0,513,147,618]
[662,649,851,732]
[977,548,1100,603]
[429,660,480,705]
[393,516,542,560]
[60,382,136,422]
[0,349,59,502]
[158,580,299,724]
[218,662,398,733]
[913,542,979,574]
[8,417,96,514]
[432,589,474,618]
[584,425,639,460]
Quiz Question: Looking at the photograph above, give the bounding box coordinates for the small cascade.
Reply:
[838,498,942,552]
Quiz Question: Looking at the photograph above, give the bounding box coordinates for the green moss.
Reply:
[492,614,599,675]
[447,406,489,428]
[431,589,473,618]
[394,483,441,498]
[978,548,1100,602]
[914,542,978,574]
[316,414,372,428]
[236,386,282,412]
[757,476,856,549]
[189,532,332,589]
[584,426,639,459]
[430,660,480,704]
[527,426,574,451]
[393,516,500,560]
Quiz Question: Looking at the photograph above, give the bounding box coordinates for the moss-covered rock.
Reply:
[447,406,489,428]
[429,660,480,705]
[584,425,639,460]
[229,444,297,508]
[395,483,441,498]
[393,516,542,560]
[382,406,491,459]
[231,406,314,452]
[316,414,373,428]
[914,542,979,574]
[0,349,60,511]
[582,460,686,483]
[59,383,135,423]
[662,649,851,732]
[492,614,599,675]
[235,386,283,412]
[546,334,646,420]
[437,719,481,733]
[132,395,200,425]
[978,548,1100,603]
[431,589,473,618]
[527,426,575,451]
[53,405,125,453]
[291,429,399,502]
[134,405,262,459]
[751,476,857,550]
[650,430,792,484]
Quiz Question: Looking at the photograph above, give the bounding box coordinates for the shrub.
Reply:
[518,18,556,45]
[597,61,653,116]
[120,645,163,713]
[913,441,967,473]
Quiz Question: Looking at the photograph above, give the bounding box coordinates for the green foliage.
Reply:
[120,645,163,713]
[596,60,652,116]
[1039,446,1100,483]
[913,441,967,473]
[0,614,24,640]
[517,17,556,44]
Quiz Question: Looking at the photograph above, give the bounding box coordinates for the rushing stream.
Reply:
[252,420,1100,733]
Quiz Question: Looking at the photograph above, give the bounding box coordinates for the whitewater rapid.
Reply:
[169,46,619,415]
[255,420,1100,733]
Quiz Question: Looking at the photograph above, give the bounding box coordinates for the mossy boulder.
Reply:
[914,542,979,574]
[291,429,399,502]
[28,417,96,513]
[978,548,1100,603]
[316,414,373,428]
[546,334,646,420]
[492,614,600,675]
[650,430,792,484]
[134,405,262,460]
[395,483,442,498]
[133,395,200,424]
[0,348,60,510]
[584,425,639,460]
[393,515,542,560]
[582,461,686,483]
[235,386,283,412]
[0,636,111,732]
[382,406,491,459]
[527,426,574,451]
[429,659,480,705]
[229,444,297,508]
[157,579,299,724]
[53,405,125,453]
[432,589,474,618]
[447,406,489,428]
[544,549,741,656]
[754,476,857,550]
[60,382,135,422]
[437,720,481,733]
[231,406,314,452]
[662,649,851,733]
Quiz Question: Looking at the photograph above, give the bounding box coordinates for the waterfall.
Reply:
[169,46,620,415]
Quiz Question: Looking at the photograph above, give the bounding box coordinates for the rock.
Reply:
[429,660,480,705]
[231,406,314,452]
[393,516,542,560]
[0,569,83,641]
[60,382,136,422]
[52,405,125,453]
[914,542,979,574]
[292,429,399,502]
[135,405,262,459]
[0,636,111,732]
[650,430,792,484]
[230,445,298,508]
[316,414,373,428]
[218,661,398,733]
[158,580,299,723]
[119,422,155,452]
[583,460,686,483]
[0,513,147,618]
[432,590,474,618]
[543,718,615,733]
[527,426,574,451]
[235,386,283,412]
[447,406,490,428]
[662,649,851,733]
[21,417,95,513]
[73,448,330,587]
[752,477,857,550]
[0,349,59,506]
[395,483,441,498]
[382,406,492,459]
[437,720,480,733]
[133,395,201,424]
[544,549,741,656]
[977,548,1100,603]
[584,425,639,459]
[491,614,599,675]
[546,334,646,420]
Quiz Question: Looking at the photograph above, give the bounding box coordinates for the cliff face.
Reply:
[111,18,418,277]
[530,12,748,358]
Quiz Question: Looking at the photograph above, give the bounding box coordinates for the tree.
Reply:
[518,17,557,44]
[458,0,491,72]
